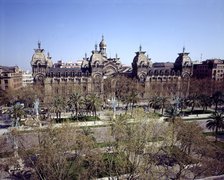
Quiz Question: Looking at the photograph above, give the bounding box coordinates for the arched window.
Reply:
[57,72,61,77]
[154,70,158,76]
[94,61,100,68]
[160,70,163,76]
[165,70,169,76]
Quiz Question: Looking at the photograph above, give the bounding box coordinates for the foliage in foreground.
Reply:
[3,109,224,179]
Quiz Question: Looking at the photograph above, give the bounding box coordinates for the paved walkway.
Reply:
[181,113,212,120]
[0,111,215,136]
[1,114,166,134]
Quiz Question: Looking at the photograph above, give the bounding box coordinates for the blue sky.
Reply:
[0,0,224,70]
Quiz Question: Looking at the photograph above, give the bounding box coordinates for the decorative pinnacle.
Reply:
[139,44,142,52]
[38,41,41,49]
[95,43,97,51]
[85,53,87,59]
[183,46,185,53]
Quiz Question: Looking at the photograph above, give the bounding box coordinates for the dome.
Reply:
[175,54,192,66]
[31,52,47,66]
[174,48,192,69]
[133,53,149,66]
[132,46,151,67]
[90,52,106,66]
[31,48,53,68]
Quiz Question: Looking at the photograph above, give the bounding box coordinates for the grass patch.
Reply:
[150,136,164,142]
[55,116,100,123]
[80,124,110,128]
[95,142,116,148]
[153,112,163,117]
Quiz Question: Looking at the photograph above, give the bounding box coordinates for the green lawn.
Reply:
[55,115,100,123]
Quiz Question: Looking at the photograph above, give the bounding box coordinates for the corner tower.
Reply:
[132,45,152,81]
[174,47,193,77]
[30,41,53,84]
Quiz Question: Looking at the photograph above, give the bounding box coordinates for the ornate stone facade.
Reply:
[31,37,194,102]
[31,41,53,84]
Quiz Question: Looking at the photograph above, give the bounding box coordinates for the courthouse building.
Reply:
[30,36,199,102]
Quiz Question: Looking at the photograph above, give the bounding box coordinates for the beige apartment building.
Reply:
[0,66,23,91]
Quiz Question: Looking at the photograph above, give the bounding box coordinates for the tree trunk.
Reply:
[215,126,218,142]
[215,103,218,113]
[162,103,164,115]
[131,102,134,117]
[76,107,78,121]
[125,103,129,114]
[191,104,195,114]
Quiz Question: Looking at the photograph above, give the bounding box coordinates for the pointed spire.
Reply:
[95,43,97,51]
[47,52,50,58]
[115,53,118,59]
[102,34,104,41]
[139,44,142,52]
[183,46,185,53]
[38,41,41,49]
[85,52,87,60]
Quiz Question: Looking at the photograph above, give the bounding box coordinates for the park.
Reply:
[0,84,224,179]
